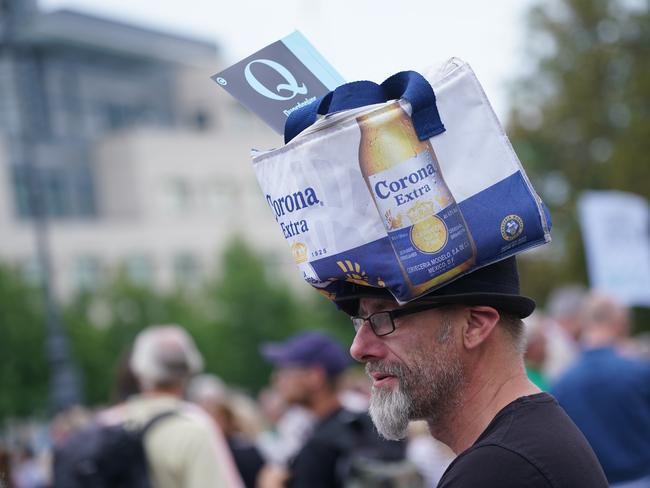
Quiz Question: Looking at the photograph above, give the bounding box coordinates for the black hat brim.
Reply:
[335,289,535,318]
[333,257,536,318]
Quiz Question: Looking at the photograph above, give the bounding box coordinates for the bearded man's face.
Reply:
[351,301,465,440]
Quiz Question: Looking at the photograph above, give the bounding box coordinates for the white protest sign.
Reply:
[578,191,650,306]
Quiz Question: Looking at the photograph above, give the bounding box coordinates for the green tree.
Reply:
[508,0,650,308]
[0,265,49,419]
[64,272,201,406]
[198,237,352,392]
[61,237,354,406]
[1,238,356,420]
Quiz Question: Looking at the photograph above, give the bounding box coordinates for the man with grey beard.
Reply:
[336,257,609,487]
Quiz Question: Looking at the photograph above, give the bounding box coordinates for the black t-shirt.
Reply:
[288,408,405,488]
[437,393,608,488]
[226,435,264,488]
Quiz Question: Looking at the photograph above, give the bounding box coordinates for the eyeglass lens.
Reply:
[351,312,395,336]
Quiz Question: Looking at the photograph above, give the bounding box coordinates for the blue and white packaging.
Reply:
[252,58,552,304]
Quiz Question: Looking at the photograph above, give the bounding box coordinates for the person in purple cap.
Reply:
[257,331,408,488]
[337,257,608,487]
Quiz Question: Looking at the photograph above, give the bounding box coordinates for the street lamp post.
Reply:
[4,1,82,412]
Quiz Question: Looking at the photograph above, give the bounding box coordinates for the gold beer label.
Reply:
[406,200,435,225]
[291,242,308,263]
[410,215,448,253]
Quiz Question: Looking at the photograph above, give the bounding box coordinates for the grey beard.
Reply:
[368,376,413,440]
[366,350,463,441]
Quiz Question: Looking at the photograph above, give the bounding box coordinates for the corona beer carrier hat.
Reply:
[334,256,536,319]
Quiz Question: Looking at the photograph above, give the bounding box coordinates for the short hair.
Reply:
[187,374,228,406]
[497,311,526,355]
[546,285,587,320]
[130,325,204,389]
[429,305,525,353]
[580,293,629,330]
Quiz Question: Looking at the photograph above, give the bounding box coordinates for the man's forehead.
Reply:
[358,296,400,315]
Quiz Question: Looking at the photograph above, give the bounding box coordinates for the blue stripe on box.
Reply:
[310,171,550,303]
[459,171,549,265]
[310,236,410,300]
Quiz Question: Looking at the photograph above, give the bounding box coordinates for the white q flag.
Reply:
[578,191,650,306]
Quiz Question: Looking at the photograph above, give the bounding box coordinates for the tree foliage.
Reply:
[193,237,352,392]
[63,274,200,406]
[1,237,353,421]
[0,264,49,419]
[508,0,650,306]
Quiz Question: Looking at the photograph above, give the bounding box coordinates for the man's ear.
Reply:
[462,306,500,350]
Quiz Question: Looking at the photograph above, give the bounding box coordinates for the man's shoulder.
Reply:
[120,396,207,424]
[492,394,599,458]
[438,444,552,488]
[148,402,216,439]
[440,393,608,488]
[553,349,650,397]
[115,396,217,449]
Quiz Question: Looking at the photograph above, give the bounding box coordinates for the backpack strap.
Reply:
[140,411,177,437]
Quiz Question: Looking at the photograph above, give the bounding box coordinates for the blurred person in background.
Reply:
[632,332,650,360]
[109,345,141,404]
[11,446,47,488]
[227,390,266,441]
[543,285,587,381]
[81,324,243,488]
[257,331,408,488]
[255,388,315,468]
[336,367,371,413]
[523,312,550,391]
[187,374,264,488]
[48,406,92,448]
[552,293,650,487]
[406,421,455,488]
[1,444,14,488]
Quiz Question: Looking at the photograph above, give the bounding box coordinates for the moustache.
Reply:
[365,361,409,379]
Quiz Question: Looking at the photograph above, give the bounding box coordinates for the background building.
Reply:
[0,0,294,298]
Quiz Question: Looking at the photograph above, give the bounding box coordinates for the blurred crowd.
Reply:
[0,286,649,488]
[523,288,650,487]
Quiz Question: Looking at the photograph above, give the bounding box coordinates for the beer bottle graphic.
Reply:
[357,101,476,295]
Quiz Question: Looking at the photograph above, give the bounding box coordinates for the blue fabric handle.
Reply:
[284,70,445,144]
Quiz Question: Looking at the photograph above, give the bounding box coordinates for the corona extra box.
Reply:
[252,58,551,304]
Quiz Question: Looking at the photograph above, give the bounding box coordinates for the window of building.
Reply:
[11,163,97,220]
[11,166,32,218]
[163,177,193,214]
[74,255,103,291]
[173,252,200,287]
[205,181,234,214]
[124,254,154,286]
[43,168,67,218]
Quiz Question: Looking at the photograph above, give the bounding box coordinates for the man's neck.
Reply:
[143,385,183,398]
[581,328,618,349]
[428,356,539,454]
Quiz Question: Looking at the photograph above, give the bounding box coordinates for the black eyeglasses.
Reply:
[351,303,443,337]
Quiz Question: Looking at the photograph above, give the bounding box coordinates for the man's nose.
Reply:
[350,320,386,363]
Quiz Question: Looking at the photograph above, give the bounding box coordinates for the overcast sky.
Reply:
[39,0,537,121]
